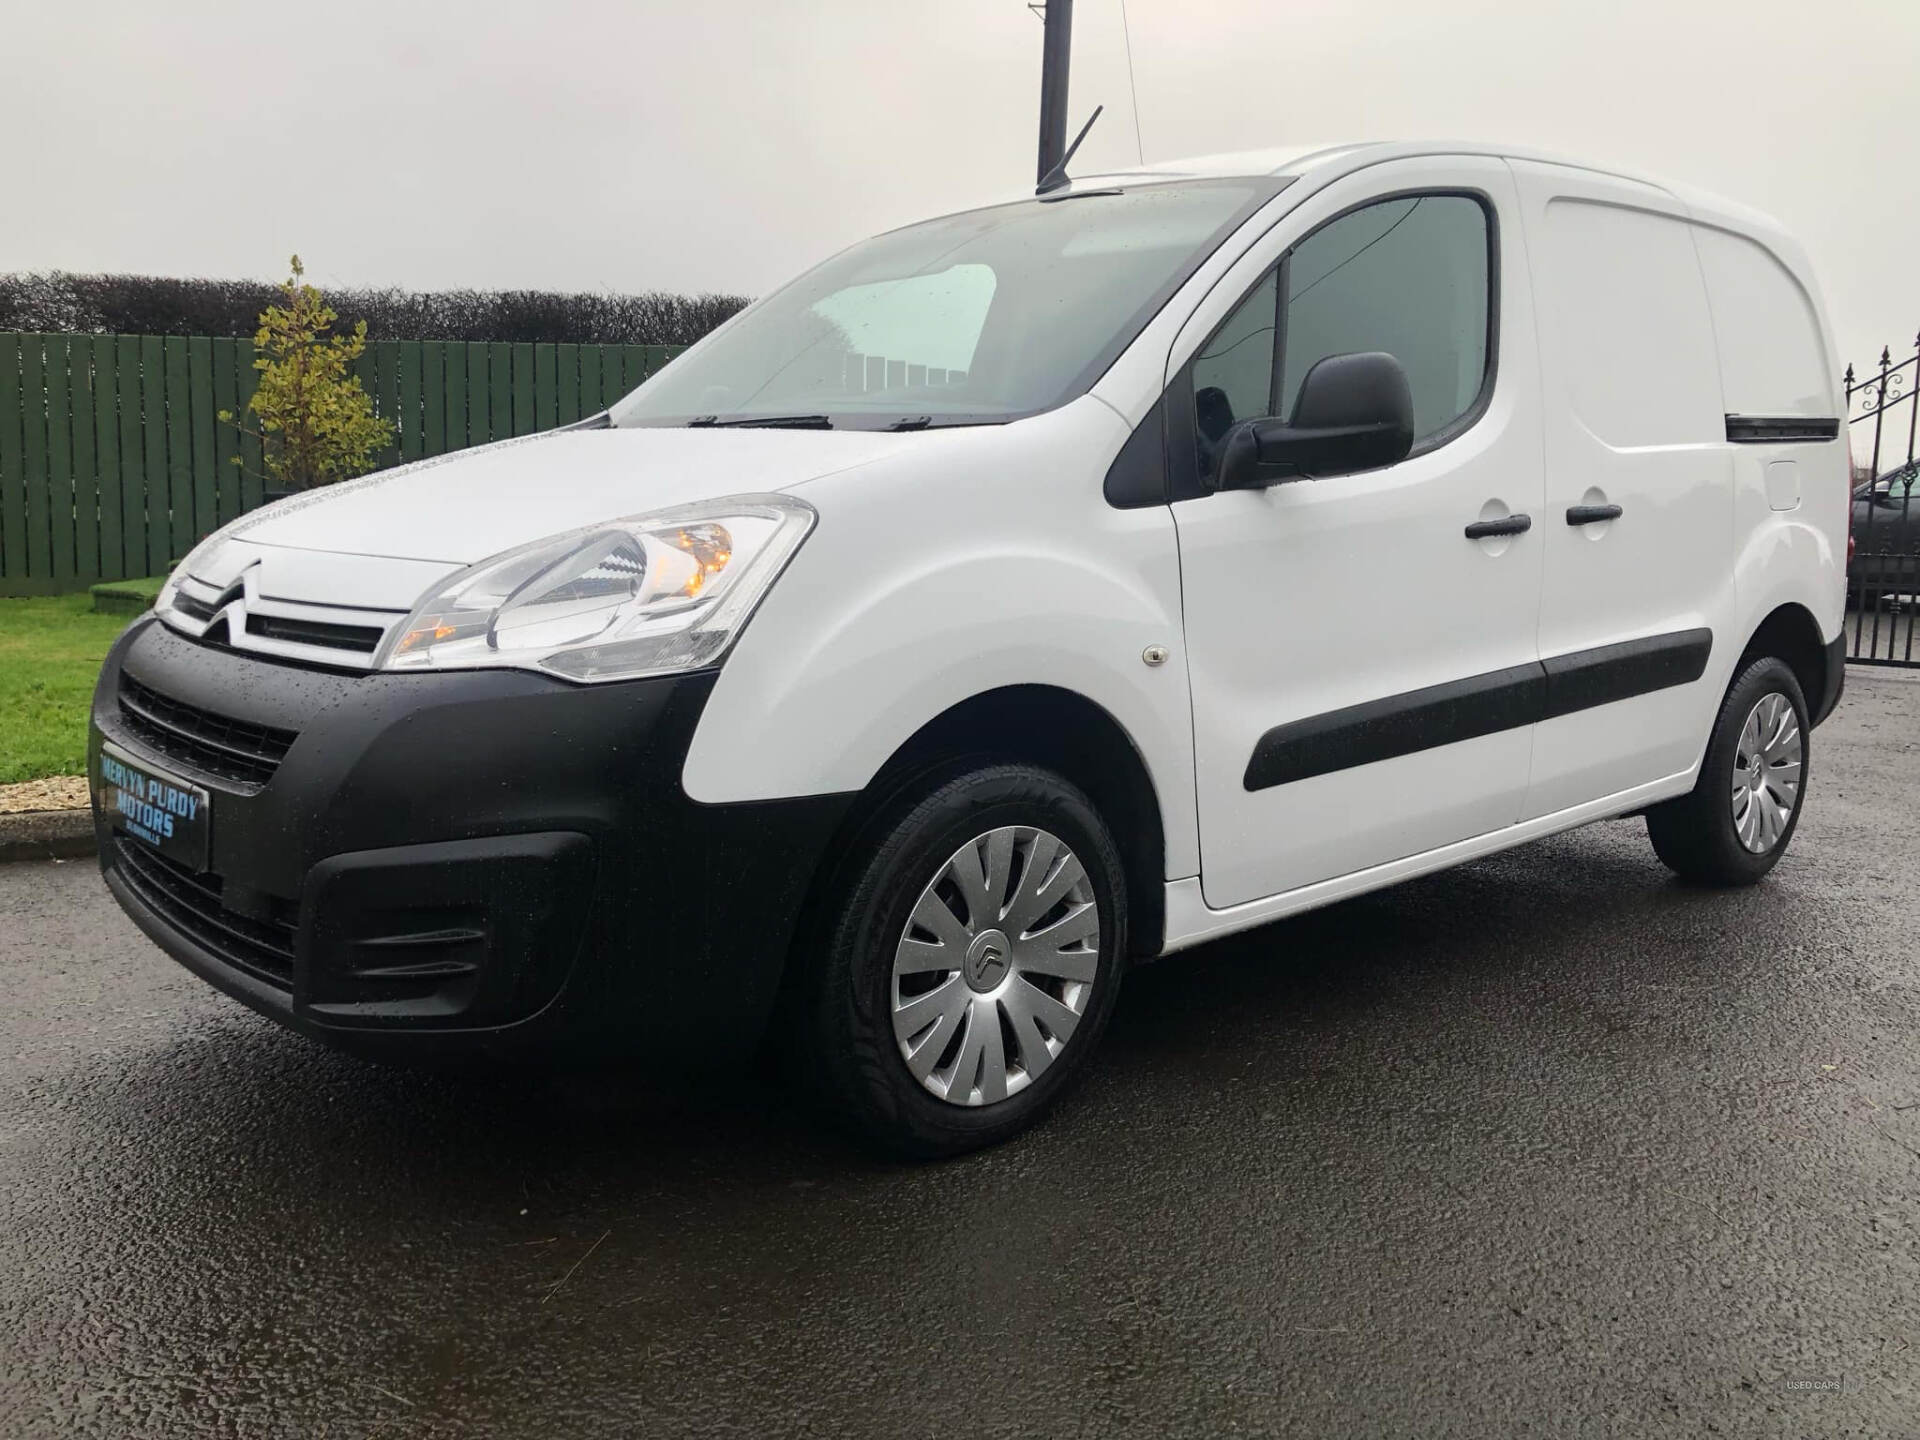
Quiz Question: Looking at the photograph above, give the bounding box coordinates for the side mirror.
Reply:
[1214,351,1415,492]
[1873,473,1914,507]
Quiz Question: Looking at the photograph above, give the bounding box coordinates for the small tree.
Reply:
[220,256,393,490]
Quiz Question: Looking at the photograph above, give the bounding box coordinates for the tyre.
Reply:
[1646,655,1809,886]
[797,762,1128,1158]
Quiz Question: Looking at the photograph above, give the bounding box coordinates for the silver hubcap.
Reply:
[891,825,1101,1107]
[1730,691,1803,853]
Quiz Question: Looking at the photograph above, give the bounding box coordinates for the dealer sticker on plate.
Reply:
[95,742,211,872]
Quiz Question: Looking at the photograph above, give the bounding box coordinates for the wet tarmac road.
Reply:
[4,671,1919,1438]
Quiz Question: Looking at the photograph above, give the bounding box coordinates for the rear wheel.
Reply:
[1646,655,1809,886]
[797,762,1128,1158]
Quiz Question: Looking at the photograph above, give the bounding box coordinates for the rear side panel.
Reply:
[1690,222,1850,651]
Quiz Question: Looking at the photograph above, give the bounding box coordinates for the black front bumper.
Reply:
[91,617,852,1066]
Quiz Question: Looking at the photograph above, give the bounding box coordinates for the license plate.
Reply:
[95,741,211,872]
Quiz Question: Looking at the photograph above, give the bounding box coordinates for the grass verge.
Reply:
[0,596,134,784]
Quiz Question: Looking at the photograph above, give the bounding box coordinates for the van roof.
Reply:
[1067,140,1791,250]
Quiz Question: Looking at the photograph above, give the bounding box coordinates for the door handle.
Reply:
[1464,513,1532,540]
[1566,503,1624,525]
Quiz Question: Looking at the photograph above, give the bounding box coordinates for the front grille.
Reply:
[113,838,296,987]
[117,675,298,789]
[172,589,222,623]
[244,612,385,653]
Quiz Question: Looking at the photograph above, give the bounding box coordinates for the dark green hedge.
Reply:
[0,272,748,348]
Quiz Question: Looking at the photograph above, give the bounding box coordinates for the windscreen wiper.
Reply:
[883,415,1001,431]
[686,414,834,429]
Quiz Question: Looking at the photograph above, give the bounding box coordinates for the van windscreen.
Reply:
[610,178,1283,430]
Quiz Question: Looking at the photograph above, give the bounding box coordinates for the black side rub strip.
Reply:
[1243,628,1713,792]
[1536,629,1713,721]
[1243,663,1541,792]
[1725,414,1841,443]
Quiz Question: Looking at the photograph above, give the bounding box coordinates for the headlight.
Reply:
[375,494,815,682]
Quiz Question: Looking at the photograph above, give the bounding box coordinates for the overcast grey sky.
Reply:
[7,0,1917,381]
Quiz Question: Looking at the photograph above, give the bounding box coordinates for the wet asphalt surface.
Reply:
[4,672,1920,1438]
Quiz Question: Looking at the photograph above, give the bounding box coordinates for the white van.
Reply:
[91,142,1849,1155]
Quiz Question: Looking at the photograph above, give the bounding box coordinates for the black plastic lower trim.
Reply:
[90,616,856,1067]
[1244,628,1714,792]
[1812,631,1846,726]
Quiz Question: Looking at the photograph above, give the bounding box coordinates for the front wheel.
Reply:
[1646,655,1809,886]
[797,763,1128,1158]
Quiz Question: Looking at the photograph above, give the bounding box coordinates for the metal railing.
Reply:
[1846,334,1920,666]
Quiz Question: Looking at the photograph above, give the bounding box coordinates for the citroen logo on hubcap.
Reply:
[965,929,1012,992]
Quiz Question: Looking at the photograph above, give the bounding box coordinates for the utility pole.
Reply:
[1036,0,1073,187]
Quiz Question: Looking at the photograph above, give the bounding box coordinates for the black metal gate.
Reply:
[1846,334,1920,666]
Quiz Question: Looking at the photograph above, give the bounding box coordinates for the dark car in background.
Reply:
[1851,462,1919,604]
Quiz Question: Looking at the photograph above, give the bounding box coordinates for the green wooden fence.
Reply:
[0,333,682,596]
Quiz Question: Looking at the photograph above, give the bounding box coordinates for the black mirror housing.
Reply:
[1215,351,1416,491]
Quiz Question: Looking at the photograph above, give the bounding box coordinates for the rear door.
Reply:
[1172,157,1546,909]
[1510,162,1736,820]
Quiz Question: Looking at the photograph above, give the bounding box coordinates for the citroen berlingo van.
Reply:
[91,142,1850,1155]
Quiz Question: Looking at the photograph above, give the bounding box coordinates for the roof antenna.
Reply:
[1036,104,1103,195]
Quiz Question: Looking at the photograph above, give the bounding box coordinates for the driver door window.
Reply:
[1177,191,1493,491]
[1279,194,1491,440]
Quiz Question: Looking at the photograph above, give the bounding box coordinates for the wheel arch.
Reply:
[1737,601,1831,719]
[809,684,1168,960]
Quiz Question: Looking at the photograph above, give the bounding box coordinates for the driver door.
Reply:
[1170,157,1546,909]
